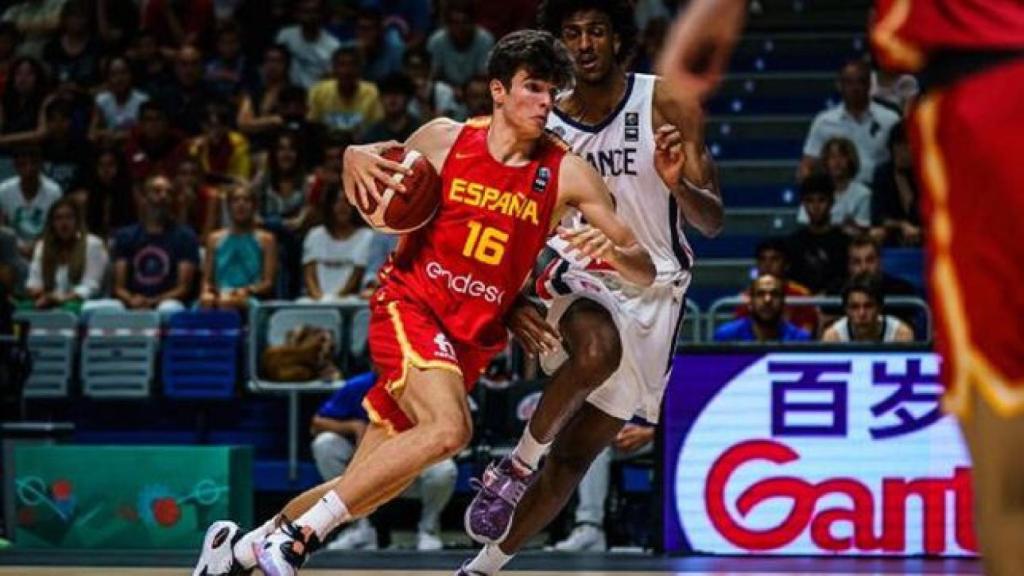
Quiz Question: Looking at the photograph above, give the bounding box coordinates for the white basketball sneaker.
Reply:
[325,518,378,550]
[552,524,606,552]
[193,520,251,576]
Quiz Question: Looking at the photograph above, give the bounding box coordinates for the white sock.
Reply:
[465,543,512,574]
[295,490,352,540]
[233,518,276,569]
[511,425,551,471]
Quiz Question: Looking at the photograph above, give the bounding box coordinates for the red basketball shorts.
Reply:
[362,293,499,433]
[910,59,1024,417]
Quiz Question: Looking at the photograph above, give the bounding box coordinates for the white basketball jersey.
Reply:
[546,73,693,281]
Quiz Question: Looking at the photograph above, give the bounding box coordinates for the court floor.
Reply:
[0,571,985,576]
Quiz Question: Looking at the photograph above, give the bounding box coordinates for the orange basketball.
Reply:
[356,146,441,234]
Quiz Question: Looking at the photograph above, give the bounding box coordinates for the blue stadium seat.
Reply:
[162,310,242,399]
[882,247,926,292]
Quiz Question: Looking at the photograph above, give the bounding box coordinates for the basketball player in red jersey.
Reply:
[191,30,655,576]
[664,0,1024,573]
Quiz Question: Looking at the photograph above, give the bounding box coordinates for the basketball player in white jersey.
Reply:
[459,1,722,573]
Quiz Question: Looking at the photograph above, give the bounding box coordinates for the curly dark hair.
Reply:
[487,29,575,92]
[538,0,638,64]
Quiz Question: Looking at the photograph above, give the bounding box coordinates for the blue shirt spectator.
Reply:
[714,317,811,342]
[716,273,815,342]
[316,372,377,421]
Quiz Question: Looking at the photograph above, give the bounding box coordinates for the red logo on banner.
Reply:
[705,440,977,554]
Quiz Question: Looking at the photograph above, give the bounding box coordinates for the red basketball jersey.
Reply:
[377,117,566,348]
[872,0,1024,72]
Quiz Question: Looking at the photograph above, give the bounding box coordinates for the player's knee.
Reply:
[424,419,472,459]
[568,321,622,381]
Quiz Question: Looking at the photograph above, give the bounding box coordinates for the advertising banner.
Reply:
[664,350,975,557]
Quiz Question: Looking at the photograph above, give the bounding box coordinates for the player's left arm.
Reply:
[557,154,656,287]
[653,80,724,237]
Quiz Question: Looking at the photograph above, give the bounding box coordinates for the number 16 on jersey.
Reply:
[462,221,508,265]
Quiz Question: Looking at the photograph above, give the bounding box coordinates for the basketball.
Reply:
[356,146,441,234]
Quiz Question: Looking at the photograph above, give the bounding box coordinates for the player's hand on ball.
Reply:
[558,225,614,263]
[506,297,560,357]
[654,124,686,189]
[342,141,412,210]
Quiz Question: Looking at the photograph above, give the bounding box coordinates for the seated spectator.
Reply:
[40,99,89,191]
[94,0,138,55]
[170,156,219,240]
[551,421,654,552]
[127,30,172,97]
[353,6,405,84]
[870,122,922,247]
[140,0,215,49]
[124,101,186,186]
[310,372,456,551]
[278,85,326,166]
[89,56,149,144]
[302,186,374,301]
[152,45,217,136]
[403,47,460,121]
[799,137,871,236]
[186,102,252,182]
[304,133,350,214]
[0,226,26,296]
[253,130,312,232]
[199,186,276,311]
[275,0,340,89]
[362,72,419,143]
[359,231,399,298]
[0,56,49,149]
[716,274,812,342]
[461,75,493,119]
[0,146,62,260]
[106,174,199,318]
[68,146,136,237]
[1,0,64,57]
[205,21,252,105]
[787,173,849,294]
[822,274,914,343]
[426,0,494,91]
[236,44,295,153]
[799,59,900,185]
[307,44,384,140]
[734,238,819,335]
[24,197,107,313]
[844,235,917,298]
[42,0,100,91]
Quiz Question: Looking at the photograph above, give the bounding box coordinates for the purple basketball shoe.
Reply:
[464,456,536,544]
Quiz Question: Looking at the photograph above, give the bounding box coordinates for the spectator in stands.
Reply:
[427,0,495,90]
[310,373,456,551]
[253,130,312,232]
[716,273,812,342]
[199,185,276,311]
[275,0,341,89]
[278,85,326,166]
[0,23,19,91]
[68,146,135,237]
[799,60,900,185]
[127,30,172,97]
[140,0,214,50]
[461,75,492,119]
[24,196,107,313]
[549,421,654,551]
[354,6,405,84]
[42,0,100,91]
[845,234,917,296]
[303,133,349,228]
[307,44,384,140]
[0,226,22,296]
[124,101,185,185]
[1,0,64,57]
[787,173,849,294]
[363,72,419,143]
[108,174,199,317]
[0,146,62,260]
[90,56,149,145]
[40,99,88,191]
[170,156,219,240]
[302,186,373,301]
[870,66,918,116]
[205,21,252,105]
[153,45,217,136]
[187,102,252,182]
[734,238,819,336]
[95,0,138,55]
[0,56,49,149]
[870,122,922,247]
[359,231,398,298]
[822,274,913,343]
[799,137,871,235]
[403,47,460,121]
[236,44,294,153]
[475,0,539,42]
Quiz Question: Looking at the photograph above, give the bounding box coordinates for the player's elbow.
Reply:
[697,213,725,238]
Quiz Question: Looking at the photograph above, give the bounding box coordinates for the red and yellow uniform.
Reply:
[364,117,567,432]
[872,0,1024,417]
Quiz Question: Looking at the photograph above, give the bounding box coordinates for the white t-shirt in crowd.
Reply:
[798,180,872,228]
[95,90,149,131]
[26,233,109,299]
[802,102,901,184]
[0,175,63,249]
[275,26,341,89]
[302,226,374,297]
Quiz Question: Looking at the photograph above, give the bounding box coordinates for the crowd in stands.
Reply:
[0,0,926,344]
